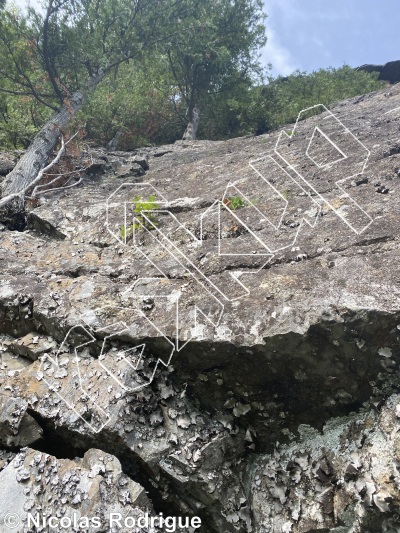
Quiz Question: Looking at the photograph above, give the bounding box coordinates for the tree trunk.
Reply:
[0,73,104,226]
[182,105,200,140]
[106,129,122,151]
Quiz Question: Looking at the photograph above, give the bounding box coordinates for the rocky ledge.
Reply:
[0,84,400,532]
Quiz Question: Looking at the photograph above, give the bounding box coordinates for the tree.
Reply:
[0,0,174,224]
[75,58,183,150]
[159,0,266,139]
[76,0,267,143]
[245,66,385,135]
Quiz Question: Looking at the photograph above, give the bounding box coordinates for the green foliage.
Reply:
[245,66,385,135]
[75,60,182,150]
[76,55,260,148]
[281,189,292,200]
[225,196,259,210]
[22,0,161,106]
[160,0,266,135]
[0,2,387,150]
[0,4,55,147]
[133,195,159,228]
[120,195,159,239]
[0,0,172,150]
[228,196,246,210]
[0,93,51,149]
[77,0,267,145]
[0,0,267,148]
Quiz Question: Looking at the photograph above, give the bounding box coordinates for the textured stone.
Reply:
[3,332,57,361]
[357,60,400,84]
[85,157,107,174]
[0,396,42,447]
[0,153,16,176]
[0,448,162,532]
[115,162,145,177]
[248,393,400,532]
[0,83,400,532]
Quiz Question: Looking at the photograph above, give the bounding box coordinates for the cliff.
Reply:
[0,83,400,532]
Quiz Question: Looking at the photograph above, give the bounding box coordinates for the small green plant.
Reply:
[225,195,245,210]
[281,189,292,200]
[120,194,159,239]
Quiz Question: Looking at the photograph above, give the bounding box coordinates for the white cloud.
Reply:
[261,26,297,76]
[264,0,307,22]
[260,0,299,76]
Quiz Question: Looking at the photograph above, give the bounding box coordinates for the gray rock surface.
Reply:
[0,154,17,176]
[0,447,163,532]
[248,393,400,532]
[0,396,42,448]
[357,60,400,84]
[0,83,400,531]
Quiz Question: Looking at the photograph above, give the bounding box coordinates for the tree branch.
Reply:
[0,27,59,111]
[0,87,55,98]
[42,1,65,103]
[0,131,79,209]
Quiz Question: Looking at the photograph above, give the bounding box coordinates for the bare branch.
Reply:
[0,131,80,209]
[31,175,83,197]
[0,87,55,98]
[31,157,91,197]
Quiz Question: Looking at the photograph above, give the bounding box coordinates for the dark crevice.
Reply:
[201,365,225,373]
[58,270,85,279]
[1,211,27,232]
[200,234,396,277]
[383,144,400,157]
[27,410,86,459]
[152,150,173,158]
[353,234,395,247]
[91,241,112,249]
[58,267,99,279]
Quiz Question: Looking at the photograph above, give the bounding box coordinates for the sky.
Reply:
[262,0,400,76]
[11,0,400,77]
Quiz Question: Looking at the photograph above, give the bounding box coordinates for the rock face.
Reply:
[0,153,17,177]
[0,396,42,448]
[249,395,400,532]
[0,448,160,532]
[357,60,400,84]
[0,84,400,531]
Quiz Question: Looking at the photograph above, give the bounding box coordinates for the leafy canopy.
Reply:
[0,2,386,149]
[247,66,385,135]
[0,0,189,110]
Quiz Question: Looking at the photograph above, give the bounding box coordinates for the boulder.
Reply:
[85,157,107,174]
[3,332,57,361]
[356,59,400,84]
[249,394,400,531]
[129,154,150,171]
[0,448,161,532]
[0,396,42,448]
[0,154,16,176]
[115,162,145,177]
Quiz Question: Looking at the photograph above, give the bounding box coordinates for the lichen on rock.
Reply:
[0,84,400,532]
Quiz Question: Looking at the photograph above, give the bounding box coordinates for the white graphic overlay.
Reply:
[38,104,376,430]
